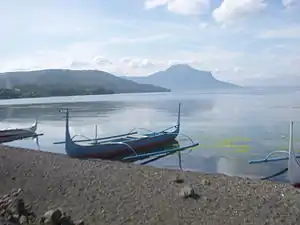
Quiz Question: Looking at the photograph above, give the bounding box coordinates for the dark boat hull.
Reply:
[0,121,38,144]
[67,133,179,159]
[0,132,36,143]
[61,103,182,160]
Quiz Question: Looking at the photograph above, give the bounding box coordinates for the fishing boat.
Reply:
[249,121,300,187]
[54,103,191,160]
[0,119,40,143]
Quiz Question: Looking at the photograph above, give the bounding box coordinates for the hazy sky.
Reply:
[0,0,299,83]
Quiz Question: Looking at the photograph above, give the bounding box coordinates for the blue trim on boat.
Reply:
[59,103,184,159]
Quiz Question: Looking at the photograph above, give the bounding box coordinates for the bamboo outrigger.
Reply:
[54,103,199,160]
[249,121,300,187]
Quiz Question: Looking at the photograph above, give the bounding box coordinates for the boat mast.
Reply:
[287,120,300,186]
[289,120,294,157]
[177,102,181,131]
[65,108,72,148]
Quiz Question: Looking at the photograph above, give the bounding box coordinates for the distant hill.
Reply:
[124,64,241,91]
[0,69,169,94]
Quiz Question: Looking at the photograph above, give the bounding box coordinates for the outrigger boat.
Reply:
[54,103,199,160]
[0,119,41,143]
[249,121,300,187]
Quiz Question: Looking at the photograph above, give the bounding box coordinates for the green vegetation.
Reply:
[0,84,114,99]
[0,69,170,100]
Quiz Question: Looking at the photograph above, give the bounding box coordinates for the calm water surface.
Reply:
[1,89,300,183]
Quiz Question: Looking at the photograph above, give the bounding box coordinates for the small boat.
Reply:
[0,119,39,143]
[55,103,184,159]
[248,121,300,187]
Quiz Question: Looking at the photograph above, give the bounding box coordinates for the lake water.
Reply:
[1,88,300,183]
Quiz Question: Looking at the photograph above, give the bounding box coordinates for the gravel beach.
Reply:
[1,145,300,225]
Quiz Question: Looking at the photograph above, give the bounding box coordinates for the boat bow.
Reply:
[64,108,78,156]
[27,118,38,133]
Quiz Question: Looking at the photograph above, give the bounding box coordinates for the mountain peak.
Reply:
[124,64,241,91]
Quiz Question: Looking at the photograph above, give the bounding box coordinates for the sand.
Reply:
[1,145,300,225]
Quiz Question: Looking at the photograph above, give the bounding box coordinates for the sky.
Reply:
[0,0,299,84]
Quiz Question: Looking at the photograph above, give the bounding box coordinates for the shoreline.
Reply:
[0,91,170,107]
[0,90,170,103]
[1,145,300,225]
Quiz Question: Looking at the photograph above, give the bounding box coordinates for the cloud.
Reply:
[233,67,243,73]
[94,56,112,66]
[167,59,200,67]
[258,25,300,39]
[176,46,242,67]
[119,57,132,65]
[70,61,91,68]
[107,34,170,44]
[0,6,299,84]
[283,0,300,7]
[114,58,164,76]
[145,0,169,8]
[144,0,210,15]
[118,58,168,76]
[1,42,299,85]
[137,59,156,68]
[0,51,72,73]
[83,56,114,71]
[5,32,169,69]
[120,58,156,69]
[199,22,209,29]
[213,0,267,23]
[0,42,245,80]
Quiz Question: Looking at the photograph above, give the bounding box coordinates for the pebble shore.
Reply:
[1,145,300,225]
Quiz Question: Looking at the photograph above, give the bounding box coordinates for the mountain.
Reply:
[124,64,241,91]
[0,69,169,94]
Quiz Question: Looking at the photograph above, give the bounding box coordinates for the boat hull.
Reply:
[67,132,179,159]
[0,133,35,143]
[62,103,182,160]
[0,121,38,143]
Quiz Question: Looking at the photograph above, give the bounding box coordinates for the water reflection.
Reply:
[0,91,299,184]
[0,97,216,121]
[128,98,215,117]
[0,98,215,155]
[0,101,127,121]
[152,153,290,183]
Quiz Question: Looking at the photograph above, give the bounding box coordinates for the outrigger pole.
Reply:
[121,142,199,161]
